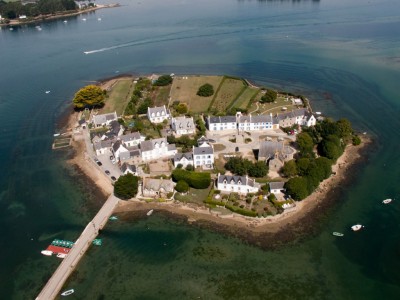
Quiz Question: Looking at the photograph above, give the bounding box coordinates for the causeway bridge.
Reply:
[36,194,119,300]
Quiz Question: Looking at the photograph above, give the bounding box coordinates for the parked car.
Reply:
[235,146,239,152]
[96,161,102,166]
[105,170,110,175]
[111,176,116,181]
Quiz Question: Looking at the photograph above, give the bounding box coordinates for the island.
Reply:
[62,74,370,246]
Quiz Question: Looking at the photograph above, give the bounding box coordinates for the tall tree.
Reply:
[73,85,105,109]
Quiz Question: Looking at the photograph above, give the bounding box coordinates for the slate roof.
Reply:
[112,140,122,152]
[174,152,193,163]
[144,178,175,192]
[258,141,284,160]
[238,114,277,124]
[121,163,137,174]
[167,144,177,151]
[276,108,308,121]
[140,138,167,152]
[92,112,117,125]
[120,132,142,143]
[208,115,237,124]
[94,140,113,150]
[217,174,256,187]
[269,182,285,190]
[148,105,169,116]
[193,145,213,155]
[172,116,195,131]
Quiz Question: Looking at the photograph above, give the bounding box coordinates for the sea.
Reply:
[1,0,399,299]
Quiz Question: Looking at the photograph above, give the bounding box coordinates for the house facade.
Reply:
[93,140,113,155]
[269,182,286,195]
[216,174,260,195]
[193,142,214,169]
[277,108,316,128]
[171,116,196,135]
[119,132,144,147]
[140,138,177,161]
[112,140,130,162]
[173,152,194,168]
[207,116,237,131]
[237,114,279,132]
[92,111,118,127]
[147,105,170,123]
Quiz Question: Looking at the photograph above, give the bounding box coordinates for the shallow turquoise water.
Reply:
[1,0,399,299]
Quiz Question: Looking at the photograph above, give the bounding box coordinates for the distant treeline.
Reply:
[0,0,78,19]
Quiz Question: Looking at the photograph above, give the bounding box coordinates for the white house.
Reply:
[112,140,130,162]
[237,114,279,132]
[93,139,113,155]
[269,182,286,195]
[207,116,237,131]
[92,111,118,127]
[142,178,175,198]
[120,163,138,176]
[147,105,170,123]
[193,142,214,169]
[140,138,177,161]
[119,132,145,147]
[216,174,260,195]
[277,108,316,128]
[171,116,195,135]
[173,152,194,168]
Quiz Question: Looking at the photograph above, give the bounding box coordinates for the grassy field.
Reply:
[229,86,259,110]
[248,93,297,114]
[210,78,246,112]
[170,76,223,113]
[150,85,171,107]
[100,79,134,115]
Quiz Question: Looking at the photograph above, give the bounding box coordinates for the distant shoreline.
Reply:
[63,75,372,248]
[1,4,120,27]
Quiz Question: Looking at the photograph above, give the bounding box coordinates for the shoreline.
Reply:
[63,76,373,248]
[1,4,119,27]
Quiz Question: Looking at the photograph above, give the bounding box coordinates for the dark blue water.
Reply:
[1,0,400,299]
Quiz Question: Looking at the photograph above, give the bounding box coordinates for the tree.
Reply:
[314,157,332,180]
[296,158,311,176]
[319,135,343,161]
[114,174,139,200]
[154,75,173,86]
[281,160,298,177]
[248,161,268,178]
[260,89,277,103]
[335,118,353,139]
[72,85,105,109]
[175,103,188,114]
[296,132,314,156]
[197,83,214,97]
[185,164,194,171]
[285,177,310,201]
[175,180,189,193]
[352,135,361,146]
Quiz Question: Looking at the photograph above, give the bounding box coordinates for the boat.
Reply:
[82,18,87,21]
[41,250,53,256]
[351,224,364,231]
[98,18,102,21]
[147,209,154,216]
[92,239,102,246]
[54,133,60,137]
[57,253,67,258]
[45,90,50,94]
[109,216,118,221]
[63,20,68,23]
[332,232,344,237]
[61,289,74,296]
[382,198,393,204]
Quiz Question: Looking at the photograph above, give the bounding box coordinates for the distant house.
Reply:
[142,178,175,198]
[173,152,194,168]
[120,163,138,176]
[140,138,177,161]
[19,15,27,19]
[258,141,296,173]
[112,140,130,162]
[92,111,118,127]
[237,114,279,132]
[291,98,303,106]
[269,182,286,195]
[147,105,170,123]
[277,108,316,128]
[171,116,195,135]
[119,132,144,147]
[207,116,237,131]
[193,141,214,169]
[216,174,260,195]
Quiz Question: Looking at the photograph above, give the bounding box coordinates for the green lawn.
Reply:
[174,185,212,205]
[151,85,171,107]
[170,76,223,113]
[248,93,297,114]
[210,78,246,112]
[230,87,259,110]
[100,79,134,115]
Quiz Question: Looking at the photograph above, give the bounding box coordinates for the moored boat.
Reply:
[351,224,364,231]
[382,198,392,204]
[147,209,154,216]
[332,232,344,237]
[109,216,118,221]
[41,250,53,256]
[57,253,67,258]
[61,289,74,296]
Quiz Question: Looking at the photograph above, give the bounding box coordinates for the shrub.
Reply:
[114,174,139,200]
[352,135,361,146]
[197,83,214,97]
[175,180,189,193]
[154,75,173,86]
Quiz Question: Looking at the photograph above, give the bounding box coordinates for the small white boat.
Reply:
[382,199,392,204]
[147,209,154,216]
[41,250,53,256]
[98,18,102,21]
[82,18,87,21]
[54,133,60,137]
[315,111,322,115]
[57,253,67,259]
[61,289,74,296]
[63,20,68,23]
[332,232,344,237]
[45,90,50,94]
[351,224,364,231]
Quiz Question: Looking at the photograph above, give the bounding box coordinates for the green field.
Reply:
[100,79,134,115]
[170,76,223,113]
[210,78,246,112]
[150,85,171,107]
[229,86,259,110]
[248,93,297,114]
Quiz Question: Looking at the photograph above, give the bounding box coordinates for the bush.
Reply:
[114,174,139,200]
[175,180,189,193]
[154,75,173,86]
[197,83,214,97]
[260,89,277,103]
[352,135,361,146]
[176,103,188,114]
[171,169,211,189]
[185,164,194,171]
